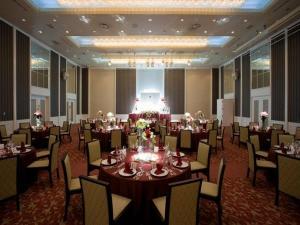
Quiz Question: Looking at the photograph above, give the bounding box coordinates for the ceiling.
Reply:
[0,0,300,68]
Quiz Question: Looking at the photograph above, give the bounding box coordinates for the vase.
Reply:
[261,117,266,130]
[36,118,42,128]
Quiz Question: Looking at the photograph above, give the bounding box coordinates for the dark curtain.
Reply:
[81,68,89,114]
[242,52,250,117]
[212,68,219,114]
[234,57,241,116]
[60,57,66,116]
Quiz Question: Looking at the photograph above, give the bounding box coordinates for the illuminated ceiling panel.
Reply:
[67,36,233,48]
[27,0,274,13]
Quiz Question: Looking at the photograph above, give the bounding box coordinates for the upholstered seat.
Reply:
[256,151,268,158]
[201,181,218,197]
[27,159,49,168]
[191,142,211,180]
[190,161,206,171]
[201,139,208,143]
[112,194,132,220]
[152,196,166,220]
[87,140,102,175]
[250,135,268,159]
[164,135,177,152]
[90,159,102,167]
[257,160,276,168]
[69,175,98,191]
[36,135,57,159]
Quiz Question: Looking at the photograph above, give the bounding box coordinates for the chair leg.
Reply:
[56,168,60,179]
[222,140,224,150]
[207,171,210,182]
[275,191,279,206]
[64,193,70,221]
[246,168,250,178]
[252,171,256,187]
[16,195,20,211]
[49,171,53,187]
[217,202,223,225]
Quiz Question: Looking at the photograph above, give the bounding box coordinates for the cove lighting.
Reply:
[68,36,233,48]
[28,0,273,13]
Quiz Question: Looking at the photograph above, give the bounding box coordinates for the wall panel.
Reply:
[81,68,89,114]
[60,56,66,116]
[234,57,241,116]
[165,69,185,114]
[0,20,13,121]
[50,51,59,117]
[76,66,81,114]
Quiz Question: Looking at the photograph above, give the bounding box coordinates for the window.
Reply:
[251,43,270,89]
[67,62,76,94]
[31,42,50,88]
[224,62,234,94]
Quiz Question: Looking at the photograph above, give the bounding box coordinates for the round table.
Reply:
[99,150,191,224]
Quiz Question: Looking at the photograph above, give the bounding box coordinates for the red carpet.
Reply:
[1,126,300,225]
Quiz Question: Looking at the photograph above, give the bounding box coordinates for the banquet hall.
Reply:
[1,0,300,225]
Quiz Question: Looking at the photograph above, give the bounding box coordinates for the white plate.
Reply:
[16,144,31,148]
[275,150,294,155]
[150,168,169,177]
[172,152,185,157]
[172,161,189,169]
[274,145,288,149]
[118,168,137,177]
[23,149,31,153]
[101,159,117,166]
[110,150,121,155]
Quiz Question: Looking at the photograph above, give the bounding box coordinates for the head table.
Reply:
[98,148,191,225]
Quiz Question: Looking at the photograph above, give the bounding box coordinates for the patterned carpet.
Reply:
[1,126,300,225]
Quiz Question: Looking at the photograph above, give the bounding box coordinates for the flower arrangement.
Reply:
[136,118,148,130]
[195,110,205,120]
[97,110,104,119]
[33,110,43,127]
[142,128,156,143]
[260,111,269,130]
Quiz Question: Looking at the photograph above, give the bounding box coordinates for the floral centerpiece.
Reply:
[136,118,148,130]
[195,110,205,120]
[183,112,194,127]
[97,110,104,119]
[106,112,115,126]
[260,111,269,130]
[142,128,156,149]
[33,110,43,128]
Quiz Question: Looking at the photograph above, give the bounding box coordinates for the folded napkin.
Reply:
[155,163,164,175]
[176,157,182,166]
[107,155,112,164]
[176,149,181,157]
[124,162,133,174]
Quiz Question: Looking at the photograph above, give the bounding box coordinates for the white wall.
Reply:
[185,68,212,118]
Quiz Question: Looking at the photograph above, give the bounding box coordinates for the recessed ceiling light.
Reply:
[212,19,216,23]
[244,19,248,23]
[21,18,26,22]
[231,30,235,34]
[108,61,112,66]
[180,18,184,22]
[176,30,180,33]
[259,31,262,34]
[92,30,96,33]
[120,30,124,33]
[148,30,152,33]
[65,30,70,34]
[148,18,152,22]
[38,30,43,34]
[204,30,208,34]
[79,15,90,24]
[53,18,57,22]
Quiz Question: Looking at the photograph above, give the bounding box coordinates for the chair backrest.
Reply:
[216,158,226,198]
[160,126,167,144]
[273,123,283,130]
[123,122,129,128]
[87,140,101,164]
[165,136,177,152]
[50,141,60,172]
[247,142,256,172]
[62,121,69,131]
[84,129,92,143]
[44,121,54,127]
[296,127,300,140]
[48,134,57,150]
[180,130,192,149]
[249,122,259,129]
[84,123,91,130]
[208,129,217,148]
[50,126,60,138]
[213,119,218,130]
[0,156,18,201]
[111,129,122,148]
[249,135,260,152]
[0,125,8,138]
[271,129,284,147]
[239,126,249,143]
[61,153,72,192]
[19,128,31,145]
[80,119,86,129]
[233,122,240,133]
[278,134,295,146]
[80,176,113,225]
[277,154,300,199]
[166,179,202,225]
[11,133,27,146]
[220,126,225,138]
[206,123,213,131]
[196,142,211,168]
[19,122,30,129]
[154,120,160,133]
[127,134,137,148]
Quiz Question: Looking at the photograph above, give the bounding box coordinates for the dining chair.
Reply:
[180,129,192,151]
[27,141,60,186]
[270,129,284,147]
[160,125,167,144]
[190,142,211,181]
[246,142,276,186]
[164,135,177,152]
[295,127,300,140]
[231,122,240,144]
[272,123,283,130]
[19,122,30,129]
[80,119,86,130]
[0,124,10,143]
[213,119,219,131]
[61,121,69,132]
[61,123,72,142]
[87,140,102,175]
[111,129,122,149]
[0,155,20,211]
[79,176,132,225]
[152,178,202,225]
[44,121,54,127]
[123,121,129,128]
[239,126,249,147]
[278,134,295,146]
[11,133,27,146]
[127,133,137,148]
[249,122,259,130]
[206,122,213,131]
[36,134,57,159]
[61,153,97,221]
[49,126,61,141]
[84,123,91,130]
[217,127,225,150]
[201,129,217,152]
[77,127,85,151]
[249,135,268,158]
[275,154,300,205]
[154,120,160,134]
[200,158,226,225]
[19,128,32,146]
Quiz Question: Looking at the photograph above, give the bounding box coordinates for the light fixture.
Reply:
[204,30,208,34]
[120,30,124,33]
[148,30,152,33]
[92,30,97,33]
[215,17,230,25]
[148,18,152,22]
[38,30,43,34]
[231,30,235,34]
[21,18,26,22]
[79,15,90,24]
[180,18,184,22]
[53,18,57,22]
[108,61,112,66]
[65,30,70,34]
[244,19,248,22]
[176,30,180,33]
